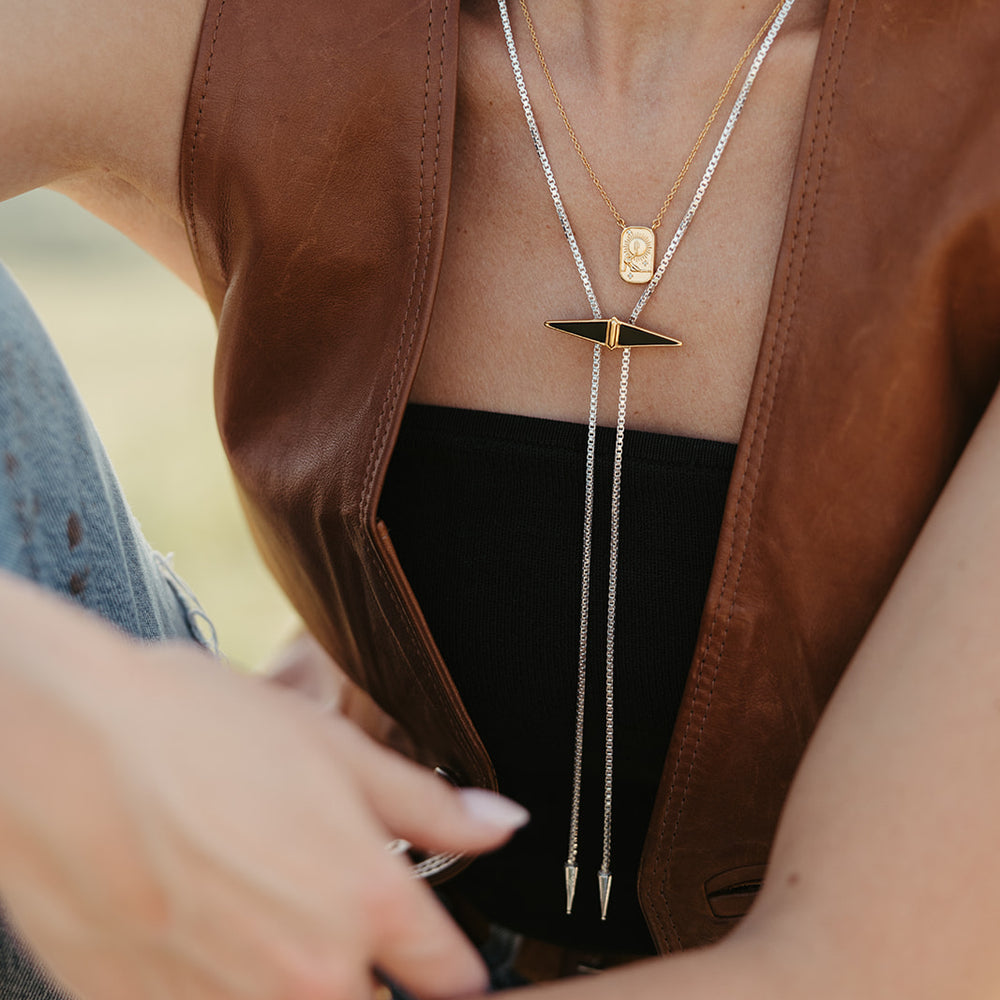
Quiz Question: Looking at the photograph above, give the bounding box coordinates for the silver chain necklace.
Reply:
[496,0,798,920]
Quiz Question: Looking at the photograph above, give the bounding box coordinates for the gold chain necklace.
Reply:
[518,0,785,283]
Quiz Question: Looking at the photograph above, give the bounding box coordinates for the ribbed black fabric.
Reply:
[379,404,736,953]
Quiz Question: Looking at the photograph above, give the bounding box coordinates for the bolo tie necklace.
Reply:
[496,0,798,920]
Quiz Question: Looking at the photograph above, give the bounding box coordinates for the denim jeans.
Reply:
[0,262,213,998]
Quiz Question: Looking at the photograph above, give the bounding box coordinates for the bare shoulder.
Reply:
[1,0,209,268]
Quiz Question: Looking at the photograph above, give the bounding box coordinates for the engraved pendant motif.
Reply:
[619,226,655,284]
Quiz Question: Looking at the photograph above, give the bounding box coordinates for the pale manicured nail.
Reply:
[459,788,530,830]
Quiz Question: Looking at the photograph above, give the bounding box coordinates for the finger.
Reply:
[371,875,488,1000]
[335,726,529,854]
[380,784,529,858]
[371,972,395,1000]
[261,632,344,709]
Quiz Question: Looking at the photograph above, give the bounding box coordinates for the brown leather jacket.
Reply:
[180,0,1000,951]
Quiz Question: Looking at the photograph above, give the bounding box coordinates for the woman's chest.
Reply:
[411,9,823,441]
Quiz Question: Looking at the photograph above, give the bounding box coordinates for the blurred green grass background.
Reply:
[0,189,299,667]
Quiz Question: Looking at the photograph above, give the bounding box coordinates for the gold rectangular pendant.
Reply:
[619,226,655,284]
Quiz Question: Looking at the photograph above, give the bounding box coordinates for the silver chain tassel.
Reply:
[497,0,798,919]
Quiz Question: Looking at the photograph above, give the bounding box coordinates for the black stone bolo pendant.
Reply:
[545,317,682,350]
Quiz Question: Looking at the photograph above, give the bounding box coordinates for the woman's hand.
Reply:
[0,572,527,1000]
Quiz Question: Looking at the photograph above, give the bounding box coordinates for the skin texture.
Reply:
[0,0,203,284]
[3,0,1000,996]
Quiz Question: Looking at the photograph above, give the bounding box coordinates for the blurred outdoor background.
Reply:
[0,189,299,668]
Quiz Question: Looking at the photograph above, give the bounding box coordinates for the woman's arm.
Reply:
[0,570,530,999]
[512,384,1000,998]
[1,0,207,284]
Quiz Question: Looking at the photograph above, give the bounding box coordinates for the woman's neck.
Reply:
[518,0,824,94]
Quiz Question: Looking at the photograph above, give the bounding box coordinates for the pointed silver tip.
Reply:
[564,863,579,915]
[598,870,612,921]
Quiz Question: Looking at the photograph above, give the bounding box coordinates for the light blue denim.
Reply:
[0,262,213,999]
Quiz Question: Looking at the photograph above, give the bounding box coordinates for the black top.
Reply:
[379,404,736,953]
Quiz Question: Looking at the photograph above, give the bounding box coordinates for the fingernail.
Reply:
[459,788,530,830]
